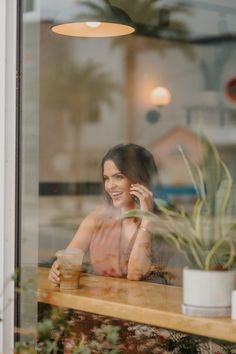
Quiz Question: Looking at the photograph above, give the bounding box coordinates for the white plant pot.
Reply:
[182,268,236,317]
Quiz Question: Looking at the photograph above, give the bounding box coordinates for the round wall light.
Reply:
[150,86,171,107]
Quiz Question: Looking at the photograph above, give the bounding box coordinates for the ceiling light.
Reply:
[51,2,135,38]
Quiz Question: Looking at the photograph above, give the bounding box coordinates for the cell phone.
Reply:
[131,195,140,206]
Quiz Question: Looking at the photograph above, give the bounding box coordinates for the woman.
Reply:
[48,143,158,285]
[46,145,235,354]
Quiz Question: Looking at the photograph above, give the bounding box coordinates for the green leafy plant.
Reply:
[15,306,121,354]
[123,137,236,271]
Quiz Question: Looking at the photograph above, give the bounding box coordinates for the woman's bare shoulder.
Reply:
[84,203,117,225]
[84,203,109,221]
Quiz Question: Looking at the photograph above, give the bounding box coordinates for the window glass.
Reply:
[18,0,236,348]
[18,0,40,344]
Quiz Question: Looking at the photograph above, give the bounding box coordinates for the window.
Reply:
[12,0,236,350]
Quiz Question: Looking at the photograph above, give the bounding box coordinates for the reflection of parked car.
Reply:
[39,195,102,265]
[39,224,75,265]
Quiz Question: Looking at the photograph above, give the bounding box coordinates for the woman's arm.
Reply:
[127,220,152,280]
[48,210,97,285]
[128,183,154,280]
[67,211,96,251]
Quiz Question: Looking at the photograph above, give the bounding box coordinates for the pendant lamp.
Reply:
[51,1,135,38]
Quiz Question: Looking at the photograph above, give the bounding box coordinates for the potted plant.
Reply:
[124,136,236,317]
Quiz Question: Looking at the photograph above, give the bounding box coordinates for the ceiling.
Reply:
[38,0,236,44]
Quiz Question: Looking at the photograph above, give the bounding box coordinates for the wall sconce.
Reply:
[147,86,171,124]
[51,2,135,38]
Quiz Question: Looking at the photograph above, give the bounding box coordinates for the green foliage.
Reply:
[15,307,121,354]
[14,341,37,354]
[123,137,236,270]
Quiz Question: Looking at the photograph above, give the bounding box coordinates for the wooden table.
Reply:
[38,267,236,343]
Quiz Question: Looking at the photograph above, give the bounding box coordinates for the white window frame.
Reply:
[0,0,17,353]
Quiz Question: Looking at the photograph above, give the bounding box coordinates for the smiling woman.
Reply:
[48,143,160,284]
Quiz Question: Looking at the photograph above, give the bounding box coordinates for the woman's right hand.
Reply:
[48,260,60,286]
[130,183,154,212]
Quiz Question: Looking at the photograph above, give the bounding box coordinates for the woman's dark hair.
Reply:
[101,144,159,203]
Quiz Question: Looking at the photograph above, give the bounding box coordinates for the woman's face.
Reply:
[103,159,135,211]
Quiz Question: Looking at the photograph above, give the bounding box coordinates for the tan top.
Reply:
[89,207,139,277]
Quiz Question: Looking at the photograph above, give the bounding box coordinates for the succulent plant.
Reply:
[124,137,236,270]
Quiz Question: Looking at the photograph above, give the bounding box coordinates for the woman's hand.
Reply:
[48,260,60,287]
[130,183,153,211]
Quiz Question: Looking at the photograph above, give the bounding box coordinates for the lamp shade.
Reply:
[150,86,171,107]
[51,1,135,37]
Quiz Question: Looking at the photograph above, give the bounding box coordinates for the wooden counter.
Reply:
[38,267,236,343]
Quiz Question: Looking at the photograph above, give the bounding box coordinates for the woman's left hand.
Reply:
[130,183,154,211]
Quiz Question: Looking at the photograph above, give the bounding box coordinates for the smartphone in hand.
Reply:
[131,195,140,207]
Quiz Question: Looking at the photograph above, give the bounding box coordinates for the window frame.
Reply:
[0,0,18,352]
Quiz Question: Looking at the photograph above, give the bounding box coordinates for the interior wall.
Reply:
[37,1,236,265]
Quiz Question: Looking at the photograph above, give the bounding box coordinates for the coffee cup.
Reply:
[56,248,84,290]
